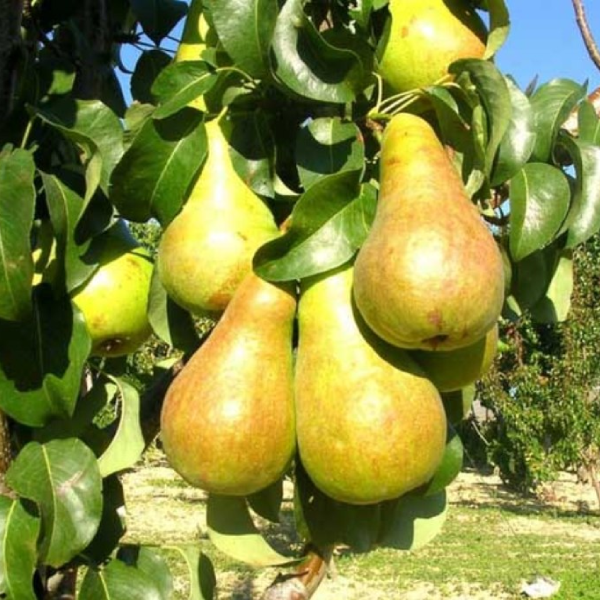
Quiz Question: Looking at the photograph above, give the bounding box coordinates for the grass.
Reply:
[122,463,600,599]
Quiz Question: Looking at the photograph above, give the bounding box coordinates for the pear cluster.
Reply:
[159,109,504,506]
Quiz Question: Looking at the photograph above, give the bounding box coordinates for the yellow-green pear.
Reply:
[411,325,498,392]
[296,263,447,505]
[378,0,487,93]
[160,272,296,496]
[353,113,504,351]
[71,221,153,357]
[157,117,279,316]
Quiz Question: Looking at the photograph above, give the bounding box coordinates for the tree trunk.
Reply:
[0,0,24,126]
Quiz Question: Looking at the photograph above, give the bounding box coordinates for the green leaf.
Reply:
[491,77,536,186]
[421,427,464,497]
[40,172,97,292]
[131,0,188,45]
[484,0,510,59]
[131,50,173,104]
[271,0,365,103]
[152,61,217,119]
[450,59,512,176]
[79,558,164,600]
[82,475,126,564]
[378,490,448,551]
[147,266,199,353]
[254,178,375,281]
[227,112,276,199]
[117,545,174,599]
[110,108,207,224]
[294,462,380,552]
[33,98,124,198]
[0,497,40,599]
[529,79,587,163]
[577,100,600,144]
[509,163,570,261]
[441,386,475,425]
[296,117,365,190]
[558,135,600,248]
[530,249,574,323]
[0,287,91,427]
[97,377,145,477]
[247,479,283,524]
[0,148,35,321]
[6,439,103,567]
[166,546,216,600]
[206,495,293,566]
[206,0,277,79]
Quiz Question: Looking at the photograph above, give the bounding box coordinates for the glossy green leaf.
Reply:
[147,266,199,353]
[0,148,35,321]
[0,288,91,427]
[450,59,512,175]
[254,178,375,281]
[167,546,216,600]
[577,100,600,144]
[271,0,365,103]
[79,558,164,600]
[97,377,145,477]
[117,545,174,599]
[227,112,276,199]
[6,438,103,567]
[206,495,293,566]
[130,0,188,45]
[491,77,536,185]
[206,0,277,78]
[33,98,124,198]
[83,475,126,564]
[484,0,510,59]
[110,108,207,224]
[152,61,217,119]
[294,462,380,552]
[529,79,587,163]
[422,427,464,497]
[131,50,173,104]
[296,117,365,190]
[40,172,97,292]
[247,479,284,524]
[558,135,600,248]
[0,497,40,600]
[379,490,448,551]
[530,249,574,323]
[441,386,475,425]
[509,163,570,262]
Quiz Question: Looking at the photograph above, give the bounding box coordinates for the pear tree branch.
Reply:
[571,0,600,72]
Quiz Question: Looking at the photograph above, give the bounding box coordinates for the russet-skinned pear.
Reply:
[353,113,504,351]
[295,263,447,505]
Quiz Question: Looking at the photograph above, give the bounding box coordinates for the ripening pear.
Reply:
[411,325,498,392]
[353,113,504,351]
[378,0,487,93]
[71,220,153,357]
[157,117,279,316]
[160,272,296,496]
[295,263,447,505]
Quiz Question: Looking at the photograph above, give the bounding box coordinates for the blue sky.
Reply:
[120,1,600,102]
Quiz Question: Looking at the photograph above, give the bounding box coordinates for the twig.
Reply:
[571,0,600,72]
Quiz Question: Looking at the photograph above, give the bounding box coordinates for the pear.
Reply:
[411,325,498,392]
[160,272,296,496]
[157,117,279,316]
[296,263,447,505]
[353,113,504,351]
[71,221,153,357]
[378,0,487,93]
